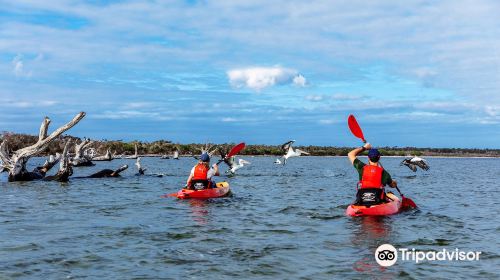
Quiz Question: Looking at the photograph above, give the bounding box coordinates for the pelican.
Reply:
[400,156,430,172]
[227,158,251,174]
[281,140,309,165]
[274,158,282,164]
[135,157,146,175]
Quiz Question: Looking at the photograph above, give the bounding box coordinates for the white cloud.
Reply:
[319,119,337,125]
[221,117,237,122]
[305,95,324,101]
[293,74,306,87]
[122,102,153,109]
[11,54,32,78]
[305,93,363,102]
[5,100,57,108]
[93,110,164,120]
[485,105,499,117]
[332,94,363,101]
[227,66,306,91]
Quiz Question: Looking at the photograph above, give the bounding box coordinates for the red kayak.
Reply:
[346,192,402,216]
[174,182,230,199]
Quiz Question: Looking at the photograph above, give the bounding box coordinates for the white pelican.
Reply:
[400,156,430,172]
[281,140,309,165]
[135,157,146,175]
[227,158,251,174]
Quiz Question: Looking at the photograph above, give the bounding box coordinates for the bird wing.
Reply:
[218,146,229,159]
[224,156,235,169]
[400,159,410,165]
[414,160,430,171]
[295,149,310,155]
[281,140,295,152]
[401,160,417,172]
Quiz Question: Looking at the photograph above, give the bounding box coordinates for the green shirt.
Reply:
[353,158,393,186]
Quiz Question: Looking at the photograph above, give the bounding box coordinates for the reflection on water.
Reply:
[187,199,210,225]
[352,216,393,242]
[0,156,498,279]
[350,216,392,276]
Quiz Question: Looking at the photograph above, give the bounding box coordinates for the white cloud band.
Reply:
[227,66,306,91]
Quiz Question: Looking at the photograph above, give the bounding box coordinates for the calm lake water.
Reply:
[1,156,499,279]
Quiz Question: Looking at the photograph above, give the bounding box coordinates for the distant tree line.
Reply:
[1,132,499,158]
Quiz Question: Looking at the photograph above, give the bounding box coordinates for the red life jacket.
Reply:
[192,163,209,180]
[360,164,384,188]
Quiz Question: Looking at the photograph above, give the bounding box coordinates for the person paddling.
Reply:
[348,143,397,206]
[185,153,219,190]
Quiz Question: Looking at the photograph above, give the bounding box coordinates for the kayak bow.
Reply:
[175,182,230,199]
[346,192,402,217]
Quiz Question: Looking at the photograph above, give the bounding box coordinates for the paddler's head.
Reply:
[200,153,210,164]
[368,148,381,163]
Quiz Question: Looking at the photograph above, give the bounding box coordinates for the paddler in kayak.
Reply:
[185,153,220,190]
[348,143,398,206]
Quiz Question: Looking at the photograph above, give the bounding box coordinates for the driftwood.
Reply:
[93,149,113,161]
[44,141,73,182]
[85,164,128,178]
[192,143,217,160]
[200,143,218,156]
[0,112,86,181]
[71,138,95,167]
[124,143,138,159]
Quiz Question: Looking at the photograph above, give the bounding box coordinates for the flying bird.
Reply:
[281,140,309,165]
[227,158,251,174]
[400,156,430,172]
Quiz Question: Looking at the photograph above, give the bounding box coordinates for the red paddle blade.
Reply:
[348,114,366,143]
[402,196,417,208]
[226,142,246,158]
[160,192,178,198]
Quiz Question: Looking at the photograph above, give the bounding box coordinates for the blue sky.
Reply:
[0,1,499,148]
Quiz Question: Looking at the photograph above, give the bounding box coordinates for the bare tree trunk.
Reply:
[84,164,128,178]
[0,112,86,181]
[125,143,138,159]
[44,141,73,182]
[72,138,95,167]
[93,149,113,161]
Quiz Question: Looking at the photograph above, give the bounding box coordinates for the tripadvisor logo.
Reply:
[375,244,398,267]
[375,244,482,267]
